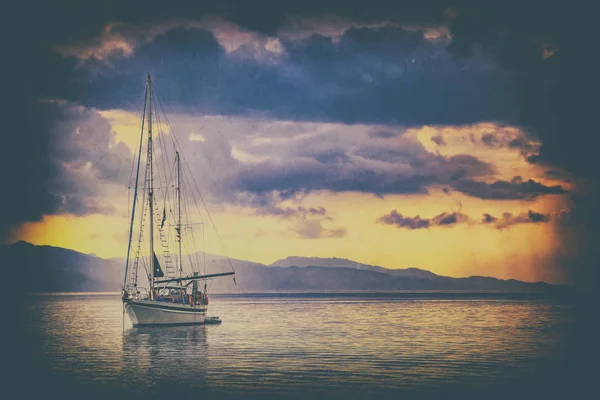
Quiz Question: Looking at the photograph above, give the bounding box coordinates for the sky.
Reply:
[3,0,598,287]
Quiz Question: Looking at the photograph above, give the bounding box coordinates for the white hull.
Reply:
[125,299,207,326]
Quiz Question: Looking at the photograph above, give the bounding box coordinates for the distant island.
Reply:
[3,241,564,293]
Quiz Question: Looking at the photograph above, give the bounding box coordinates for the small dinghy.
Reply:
[204,316,222,325]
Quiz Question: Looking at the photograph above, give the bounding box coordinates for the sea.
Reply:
[11,292,598,399]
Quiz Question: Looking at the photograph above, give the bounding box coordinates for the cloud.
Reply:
[115,113,560,211]
[292,218,347,239]
[256,205,328,220]
[482,210,553,229]
[377,209,471,229]
[10,100,562,245]
[231,133,497,198]
[34,21,524,129]
[431,135,446,146]
[54,15,289,68]
[276,15,389,43]
[36,101,131,218]
[379,208,558,230]
[1,97,132,240]
[453,176,565,200]
[240,193,342,239]
[56,23,137,61]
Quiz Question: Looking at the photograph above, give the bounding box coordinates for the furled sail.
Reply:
[153,252,165,278]
[160,206,166,229]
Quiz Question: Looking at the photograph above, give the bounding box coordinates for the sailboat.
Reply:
[121,74,235,326]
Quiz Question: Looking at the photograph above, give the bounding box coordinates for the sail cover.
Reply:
[153,252,165,277]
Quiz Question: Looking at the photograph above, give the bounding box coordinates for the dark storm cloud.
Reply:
[380,208,555,230]
[377,209,471,229]
[0,97,127,240]
[31,22,518,128]
[453,176,565,200]
[481,210,553,229]
[1,99,61,239]
[229,142,497,199]
[177,117,503,205]
[16,0,576,182]
[42,102,128,216]
[378,211,431,229]
[234,163,433,197]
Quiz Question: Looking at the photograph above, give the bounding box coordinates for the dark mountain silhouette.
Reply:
[3,241,563,293]
[270,256,439,279]
[3,241,122,292]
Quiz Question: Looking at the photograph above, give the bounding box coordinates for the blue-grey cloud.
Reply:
[231,150,496,198]
[22,101,130,218]
[380,208,555,230]
[481,210,553,229]
[38,23,522,129]
[256,205,328,220]
[453,176,565,200]
[377,210,471,229]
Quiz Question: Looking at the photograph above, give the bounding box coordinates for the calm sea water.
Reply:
[13,293,597,399]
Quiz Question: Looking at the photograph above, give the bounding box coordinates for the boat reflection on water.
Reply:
[122,326,210,395]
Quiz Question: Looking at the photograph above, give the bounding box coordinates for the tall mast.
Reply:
[147,73,155,299]
[177,151,182,278]
[122,78,148,293]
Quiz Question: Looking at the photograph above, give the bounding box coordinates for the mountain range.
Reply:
[2,241,563,293]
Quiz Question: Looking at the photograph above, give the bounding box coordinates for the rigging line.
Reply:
[155,95,174,180]
[123,84,148,289]
[153,98,175,208]
[126,88,146,197]
[155,89,235,274]
[184,188,205,275]
[180,171,203,273]
[150,134,164,211]
[158,156,178,227]
[183,143,235,274]
[139,256,150,285]
[126,88,147,276]
[150,132,172,250]
[181,164,205,226]
[153,82,178,209]
[132,126,151,289]
[153,112,179,266]
[182,231,195,274]
[179,181,197,273]
[183,174,205,274]
[129,185,174,191]
[181,161,206,274]
[167,160,177,221]
[131,172,148,289]
[128,87,147,188]
[127,187,130,244]
[126,92,145,240]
